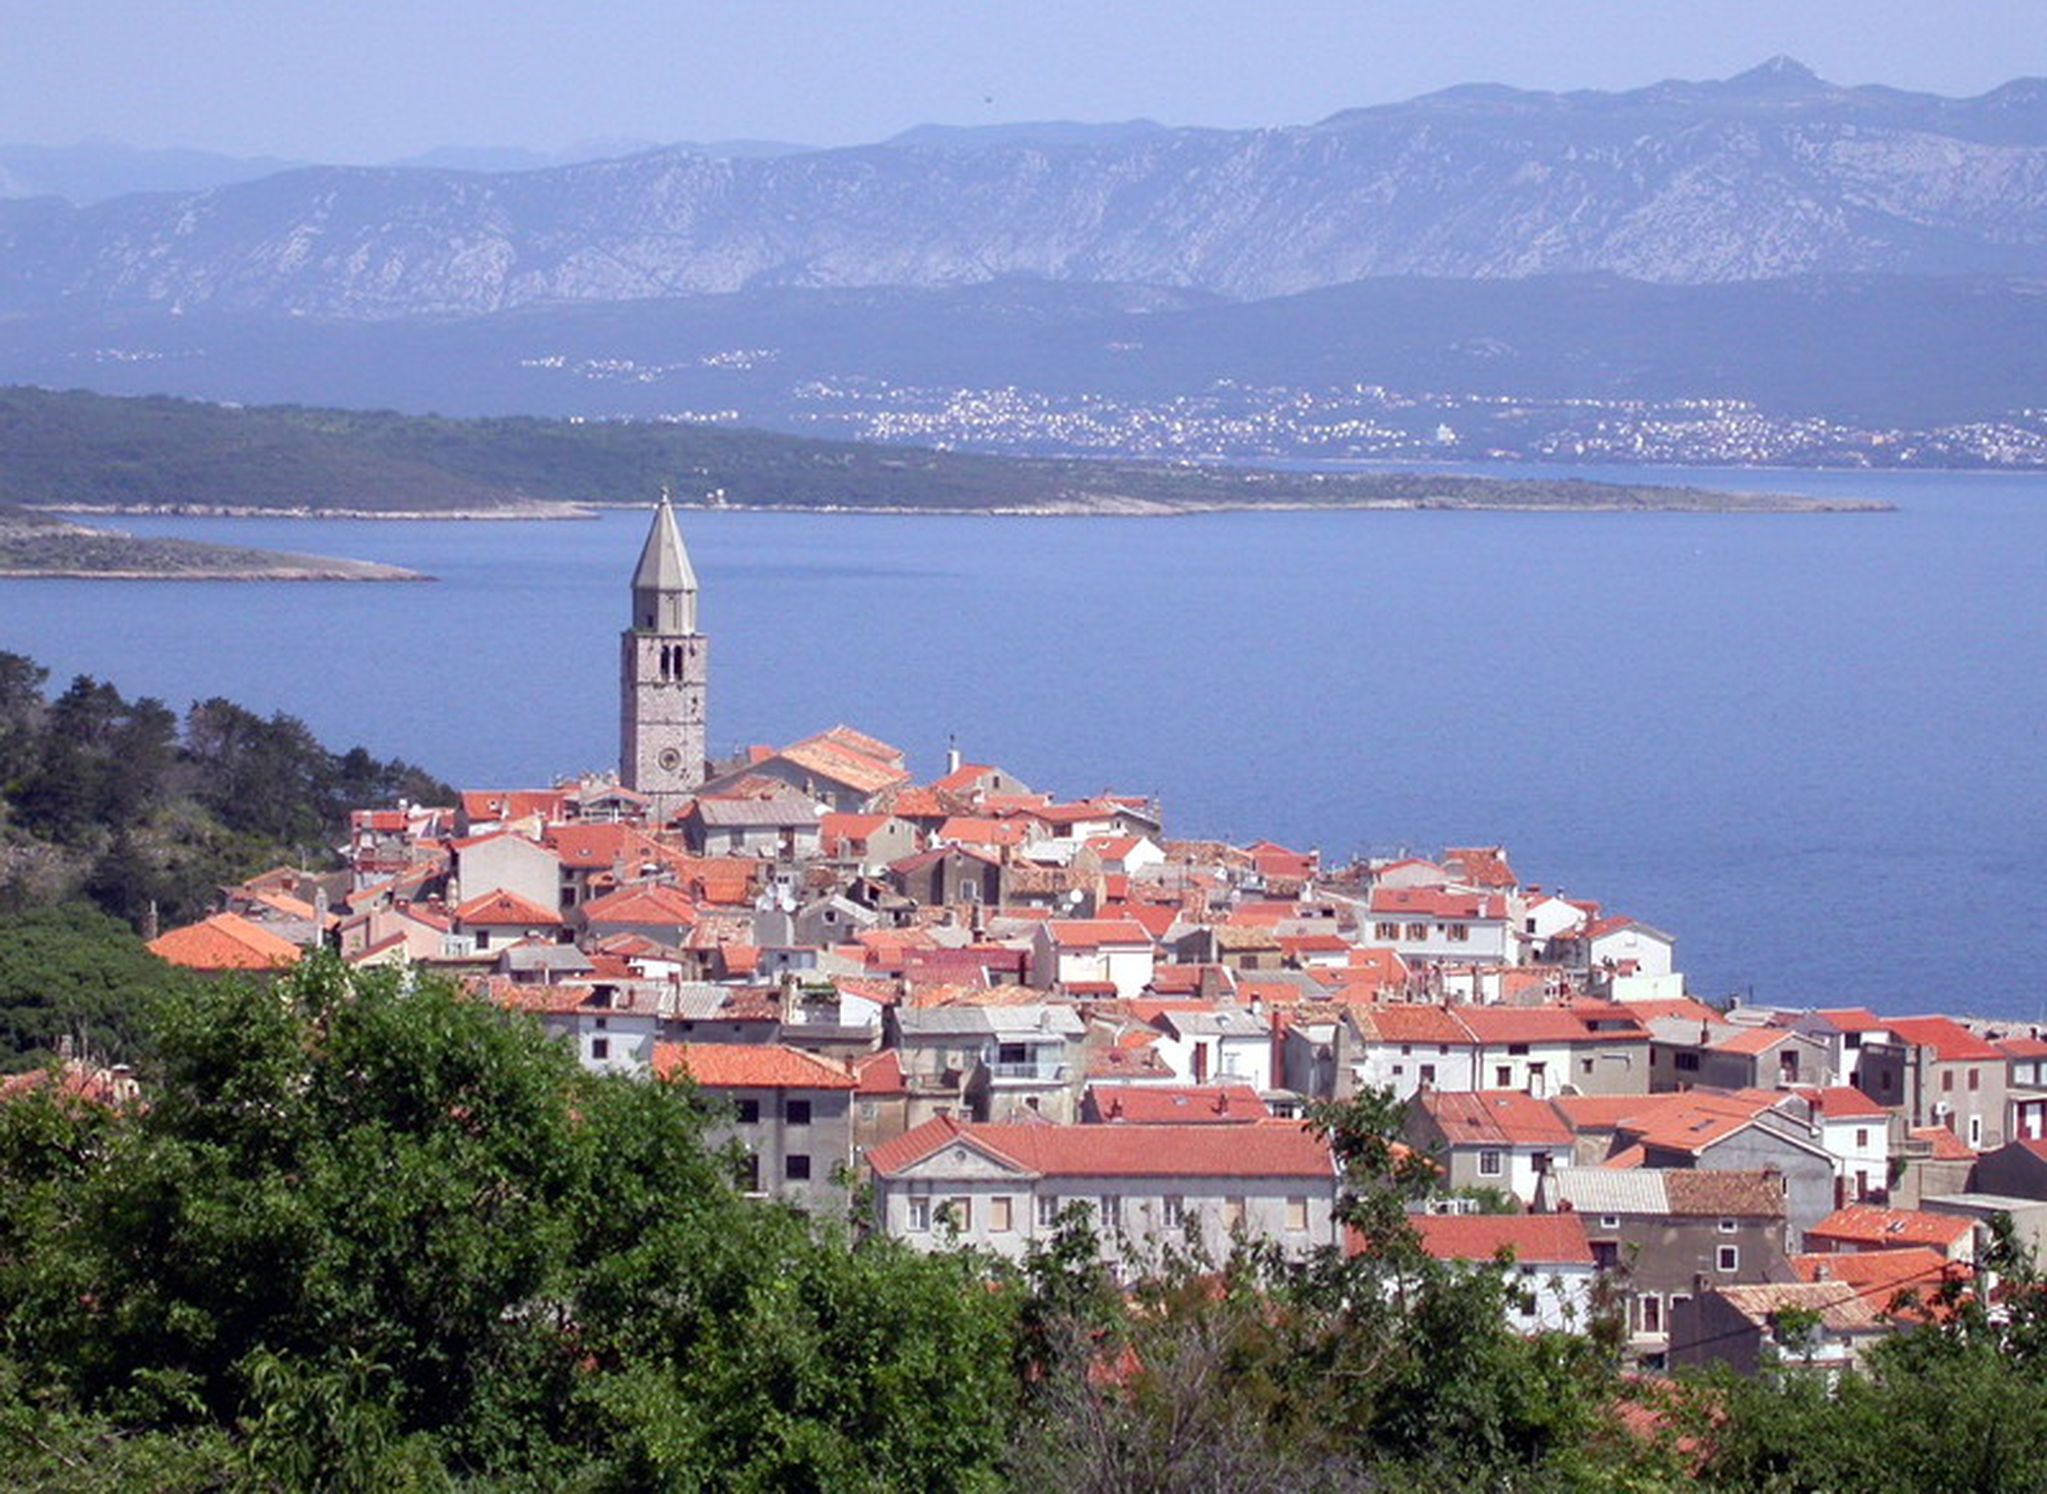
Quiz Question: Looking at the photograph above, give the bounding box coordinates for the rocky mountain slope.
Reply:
[4,60,2047,317]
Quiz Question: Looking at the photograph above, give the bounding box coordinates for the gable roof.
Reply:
[579,882,699,926]
[653,1042,856,1091]
[149,912,303,972]
[1417,1090,1573,1148]
[1884,1016,2003,1063]
[1806,1205,1975,1251]
[453,889,563,927]
[1085,1085,1268,1124]
[867,1115,1334,1180]
[1413,1212,1594,1267]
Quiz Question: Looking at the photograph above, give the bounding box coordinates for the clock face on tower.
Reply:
[657,747,683,773]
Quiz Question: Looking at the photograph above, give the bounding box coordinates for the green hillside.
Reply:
[0,386,1880,515]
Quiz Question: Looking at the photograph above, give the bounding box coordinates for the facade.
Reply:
[654,1042,855,1215]
[1537,1167,1793,1366]
[1404,1090,1576,1206]
[620,493,708,822]
[868,1116,1340,1270]
[1859,1016,2009,1151]
[1410,1214,1599,1334]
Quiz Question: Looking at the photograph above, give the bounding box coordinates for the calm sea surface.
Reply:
[3,463,2043,1016]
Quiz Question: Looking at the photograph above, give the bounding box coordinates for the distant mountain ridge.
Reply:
[6,60,2047,316]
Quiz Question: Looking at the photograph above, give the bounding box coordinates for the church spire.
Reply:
[630,487,699,635]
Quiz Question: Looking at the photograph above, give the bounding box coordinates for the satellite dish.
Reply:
[1066,889,1085,907]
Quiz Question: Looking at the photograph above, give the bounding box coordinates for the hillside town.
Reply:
[138,494,2047,1380]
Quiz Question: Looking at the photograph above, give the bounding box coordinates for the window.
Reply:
[989,1197,1014,1232]
[739,1154,760,1192]
[1582,1059,1594,1074]
[1419,1064,1436,1085]
[735,1099,761,1124]
[1162,1195,1186,1227]
[1036,1194,1060,1229]
[998,1042,1029,1065]
[1675,1052,1701,1072]
[1969,1068,1981,1092]
[1478,1149,1504,1177]
[475,930,491,950]
[1531,1150,1552,1174]
[1375,922,1400,940]
[1223,1198,1245,1231]
[590,1037,610,1061]
[1717,1245,1740,1272]
[1845,1032,1863,1049]
[1286,1196,1309,1232]
[1600,1215,1621,1230]
[947,1196,973,1231]
[1446,923,1470,942]
[1100,1195,1122,1229]
[1406,922,1429,940]
[1856,1128,1870,1148]
[1641,1295,1662,1334]
[1969,1114,1984,1147]
[1880,1069,1895,1093]
[1400,1044,1413,1056]
[1391,1064,1404,1077]
[1943,1070,1955,1092]
[1718,1218,1738,1234]
[785,1099,812,1126]
[1507,1043,1530,1057]
[785,1154,811,1181]
[1495,1066,1513,1087]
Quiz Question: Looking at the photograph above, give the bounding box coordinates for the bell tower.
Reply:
[620,490,706,822]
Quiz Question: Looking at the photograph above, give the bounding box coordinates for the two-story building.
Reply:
[654,1042,857,1215]
[868,1116,1339,1272]
[1359,887,1513,966]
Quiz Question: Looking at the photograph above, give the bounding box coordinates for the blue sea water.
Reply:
[2,463,2042,1016]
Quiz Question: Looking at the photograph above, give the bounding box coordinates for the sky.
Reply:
[2,0,2044,162]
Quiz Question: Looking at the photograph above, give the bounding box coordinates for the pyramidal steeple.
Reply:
[620,490,708,818]
[630,487,699,635]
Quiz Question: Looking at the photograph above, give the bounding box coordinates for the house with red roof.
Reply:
[1345,1004,1481,1100]
[1786,1087,1893,1206]
[866,1116,1339,1266]
[887,844,1003,910]
[148,912,305,974]
[1403,1090,1575,1205]
[817,812,919,873]
[655,1042,856,1213]
[721,725,910,813]
[576,881,699,946]
[1457,1004,1652,1098]
[1860,1016,2009,1151]
[451,889,564,953]
[1648,1019,1834,1095]
[1360,886,1513,965]
[1775,1007,1895,1090]
[1409,1213,1597,1333]
[1804,1203,1978,1263]
[1031,919,1157,1001]
[1081,1084,1268,1125]
[1996,1035,2047,1142]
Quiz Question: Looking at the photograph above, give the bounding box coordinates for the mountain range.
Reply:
[4,59,2047,319]
[2,60,2044,460]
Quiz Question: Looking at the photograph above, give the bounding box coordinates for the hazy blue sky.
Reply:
[4,1,2044,160]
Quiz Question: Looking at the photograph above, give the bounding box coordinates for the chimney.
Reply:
[141,899,160,943]
[945,735,962,777]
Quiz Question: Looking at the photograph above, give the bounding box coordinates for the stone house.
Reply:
[654,1042,857,1216]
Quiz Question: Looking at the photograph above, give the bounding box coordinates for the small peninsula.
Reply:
[0,506,425,581]
[0,386,1887,518]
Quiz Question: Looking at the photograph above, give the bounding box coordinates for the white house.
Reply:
[867,1116,1340,1270]
[1150,1006,1275,1091]
[1791,1087,1893,1207]
[1345,1004,1480,1103]
[1032,919,1157,999]
[1410,1214,1600,1334]
[1583,917,1678,979]
[1359,887,1513,966]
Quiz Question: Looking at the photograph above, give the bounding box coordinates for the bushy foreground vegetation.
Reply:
[3,961,2047,1490]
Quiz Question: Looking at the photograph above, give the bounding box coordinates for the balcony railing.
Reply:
[985,1061,1070,1083]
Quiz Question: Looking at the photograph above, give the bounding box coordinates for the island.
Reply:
[0,505,426,581]
[0,386,1889,518]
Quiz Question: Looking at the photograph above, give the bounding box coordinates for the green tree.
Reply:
[0,902,187,1070]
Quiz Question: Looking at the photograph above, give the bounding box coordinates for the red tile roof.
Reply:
[1792,1086,1891,1120]
[1413,1212,1594,1267]
[1884,1016,2003,1063]
[452,889,563,927]
[867,1115,1334,1180]
[1911,1125,1978,1161]
[1085,1085,1268,1124]
[579,882,699,926]
[1417,1090,1574,1148]
[1045,919,1154,949]
[853,1049,909,1096]
[1368,887,1506,920]
[148,912,304,971]
[1442,846,1518,890]
[653,1042,856,1091]
[1807,1205,1975,1252]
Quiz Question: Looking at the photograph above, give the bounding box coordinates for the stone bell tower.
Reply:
[620,490,707,822]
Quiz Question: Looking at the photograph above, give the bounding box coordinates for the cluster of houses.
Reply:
[118,502,2047,1380]
[138,736,2047,1378]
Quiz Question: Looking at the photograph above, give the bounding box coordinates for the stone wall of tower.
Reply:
[620,631,707,820]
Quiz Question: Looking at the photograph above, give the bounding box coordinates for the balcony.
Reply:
[984,1061,1070,1084]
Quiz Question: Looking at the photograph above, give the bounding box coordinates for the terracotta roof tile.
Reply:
[868,1116,1334,1180]
[653,1042,856,1090]
[148,912,304,971]
[1413,1212,1594,1266]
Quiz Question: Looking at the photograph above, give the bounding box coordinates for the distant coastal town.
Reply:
[127,494,2044,1379]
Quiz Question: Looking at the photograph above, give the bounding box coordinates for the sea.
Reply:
[3,462,2042,1018]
